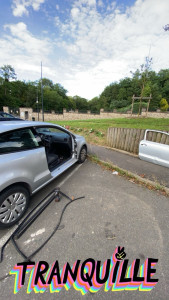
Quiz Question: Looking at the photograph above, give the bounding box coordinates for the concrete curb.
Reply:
[88,155,169,197]
[90,143,138,157]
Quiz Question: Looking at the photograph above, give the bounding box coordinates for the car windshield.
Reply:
[0,112,14,118]
[36,128,51,133]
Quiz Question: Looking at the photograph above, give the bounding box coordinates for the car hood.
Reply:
[73,133,85,141]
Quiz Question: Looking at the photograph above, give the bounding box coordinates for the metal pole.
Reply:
[41,61,44,121]
[36,97,39,121]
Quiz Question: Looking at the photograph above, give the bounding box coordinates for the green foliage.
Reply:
[159,98,169,111]
[0,65,17,82]
[1,63,169,113]
[142,83,151,97]
[88,97,100,112]
[72,96,88,111]
[99,68,169,112]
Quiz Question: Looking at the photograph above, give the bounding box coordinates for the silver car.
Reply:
[0,121,87,228]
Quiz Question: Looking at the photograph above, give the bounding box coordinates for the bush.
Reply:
[159,98,169,111]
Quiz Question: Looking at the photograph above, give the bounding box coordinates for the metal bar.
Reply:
[144,129,169,141]
[0,188,59,262]
[15,190,59,239]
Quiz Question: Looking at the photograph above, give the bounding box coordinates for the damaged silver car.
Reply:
[0,121,87,228]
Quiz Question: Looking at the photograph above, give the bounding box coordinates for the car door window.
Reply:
[36,127,71,142]
[35,126,73,170]
[0,128,39,154]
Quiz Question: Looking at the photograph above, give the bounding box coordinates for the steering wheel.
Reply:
[40,134,52,147]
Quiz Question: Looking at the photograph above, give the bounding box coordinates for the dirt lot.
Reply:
[0,160,168,299]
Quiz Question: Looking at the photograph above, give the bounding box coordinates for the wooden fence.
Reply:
[107,128,169,155]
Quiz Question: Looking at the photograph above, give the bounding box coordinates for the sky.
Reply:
[0,0,169,100]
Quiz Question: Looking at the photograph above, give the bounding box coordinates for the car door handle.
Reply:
[141,143,147,146]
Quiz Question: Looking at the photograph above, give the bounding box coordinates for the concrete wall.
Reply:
[3,106,169,121]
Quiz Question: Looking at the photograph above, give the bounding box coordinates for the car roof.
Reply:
[0,121,64,134]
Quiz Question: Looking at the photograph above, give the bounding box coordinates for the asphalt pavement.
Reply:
[88,144,169,188]
[0,160,169,299]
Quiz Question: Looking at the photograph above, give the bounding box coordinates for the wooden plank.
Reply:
[133,97,152,100]
[119,128,123,149]
[165,135,169,145]
[114,128,120,149]
[126,129,133,152]
[152,131,157,142]
[146,131,153,141]
[160,132,167,145]
[116,127,120,148]
[108,128,113,147]
[117,128,121,149]
[108,127,112,147]
[107,128,110,145]
[121,128,127,150]
[156,132,162,143]
[139,129,145,142]
[124,128,130,151]
[110,128,115,148]
[133,129,141,154]
[137,129,145,154]
[112,127,117,148]
[130,129,137,153]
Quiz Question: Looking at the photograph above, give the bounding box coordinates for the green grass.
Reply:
[50,118,169,131]
[49,117,169,145]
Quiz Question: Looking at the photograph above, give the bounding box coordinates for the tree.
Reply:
[0,65,17,97]
[0,65,17,82]
[159,98,169,111]
[73,96,88,111]
[67,96,76,110]
[88,97,101,112]
[40,78,54,89]
[99,83,120,111]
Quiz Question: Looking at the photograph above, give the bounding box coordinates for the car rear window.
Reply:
[0,128,39,154]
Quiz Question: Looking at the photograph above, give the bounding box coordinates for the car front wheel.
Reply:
[0,185,29,228]
[78,146,87,163]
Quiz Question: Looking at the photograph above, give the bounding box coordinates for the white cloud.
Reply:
[55,16,61,27]
[4,22,50,55]
[97,0,104,8]
[1,0,169,100]
[86,0,96,6]
[54,0,169,98]
[0,22,52,80]
[74,0,96,6]
[12,0,45,17]
[71,7,80,19]
[56,4,59,10]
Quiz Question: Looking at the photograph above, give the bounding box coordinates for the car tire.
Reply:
[0,185,30,228]
[78,146,87,163]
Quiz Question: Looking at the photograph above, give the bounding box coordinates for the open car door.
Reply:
[35,125,77,174]
[139,129,169,168]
